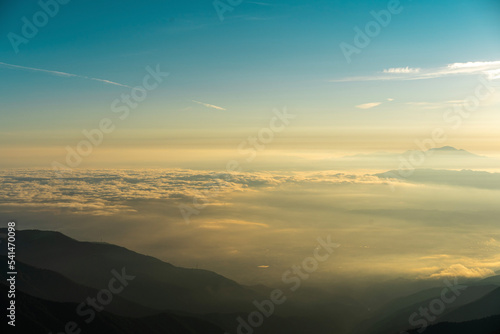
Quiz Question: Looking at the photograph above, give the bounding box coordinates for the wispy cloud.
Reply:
[192,100,226,110]
[406,100,468,110]
[0,61,131,88]
[383,67,421,74]
[356,102,382,109]
[429,264,494,279]
[331,60,500,83]
[199,219,269,229]
[485,68,500,81]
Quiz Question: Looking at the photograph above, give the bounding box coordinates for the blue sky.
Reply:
[1,0,499,167]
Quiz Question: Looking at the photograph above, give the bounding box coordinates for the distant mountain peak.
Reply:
[428,146,462,152]
[425,146,484,158]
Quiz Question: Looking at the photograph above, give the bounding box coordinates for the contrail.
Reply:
[192,100,226,110]
[0,61,131,88]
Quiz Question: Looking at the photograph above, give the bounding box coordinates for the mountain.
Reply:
[439,287,500,323]
[0,255,158,317]
[405,314,500,334]
[0,283,225,334]
[351,282,498,334]
[327,146,493,171]
[473,275,500,286]
[0,229,370,334]
[0,229,261,314]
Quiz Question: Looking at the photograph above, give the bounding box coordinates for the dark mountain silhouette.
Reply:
[0,283,225,334]
[439,287,500,323]
[405,314,500,334]
[0,255,158,317]
[474,275,500,286]
[0,229,263,314]
[6,229,498,334]
[351,281,499,334]
[0,229,369,334]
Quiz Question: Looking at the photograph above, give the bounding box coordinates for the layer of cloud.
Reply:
[3,167,498,218]
[376,169,500,190]
[0,169,387,215]
[0,169,290,215]
[1,168,500,284]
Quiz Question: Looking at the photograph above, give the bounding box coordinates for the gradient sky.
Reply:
[1,0,500,285]
[1,0,500,168]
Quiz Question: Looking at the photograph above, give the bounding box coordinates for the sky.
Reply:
[1,0,500,169]
[1,0,500,285]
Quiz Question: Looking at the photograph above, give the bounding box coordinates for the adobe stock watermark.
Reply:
[51,64,169,176]
[380,75,496,191]
[213,0,243,21]
[225,235,340,334]
[340,0,404,64]
[401,277,467,334]
[7,0,71,54]
[179,107,295,224]
[48,267,135,334]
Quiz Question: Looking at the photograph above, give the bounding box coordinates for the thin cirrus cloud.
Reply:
[331,60,500,82]
[355,102,382,109]
[356,98,395,109]
[192,100,227,110]
[383,66,421,74]
[0,61,131,88]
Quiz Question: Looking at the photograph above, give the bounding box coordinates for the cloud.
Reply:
[192,100,226,110]
[376,169,500,190]
[448,61,500,69]
[383,67,421,74]
[0,169,292,215]
[356,102,382,109]
[0,169,390,216]
[405,101,464,110]
[331,60,500,82]
[387,98,394,102]
[405,98,490,110]
[199,219,269,229]
[484,238,500,248]
[0,61,131,88]
[3,168,500,284]
[429,264,495,279]
[419,254,451,260]
[485,68,500,81]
